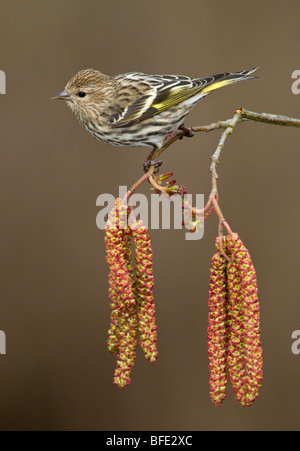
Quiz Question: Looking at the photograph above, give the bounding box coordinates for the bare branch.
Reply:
[240,107,300,127]
[125,107,300,236]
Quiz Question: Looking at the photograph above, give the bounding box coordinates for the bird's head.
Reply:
[52,69,113,120]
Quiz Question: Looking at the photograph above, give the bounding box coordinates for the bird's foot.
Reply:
[178,124,195,138]
[143,159,163,174]
[143,149,163,173]
[165,124,195,143]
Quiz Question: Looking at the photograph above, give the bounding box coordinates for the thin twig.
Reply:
[192,118,246,133]
[210,109,242,165]
[123,172,151,202]
[207,110,243,234]
[240,107,300,127]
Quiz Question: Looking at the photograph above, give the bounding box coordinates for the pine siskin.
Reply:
[52,68,259,150]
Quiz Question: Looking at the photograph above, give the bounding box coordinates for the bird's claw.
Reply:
[143,159,163,174]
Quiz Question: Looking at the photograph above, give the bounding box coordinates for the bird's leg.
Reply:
[143,148,163,173]
[143,124,195,173]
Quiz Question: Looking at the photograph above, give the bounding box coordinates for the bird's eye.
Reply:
[78,91,86,98]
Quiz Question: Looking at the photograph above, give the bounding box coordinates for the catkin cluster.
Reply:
[105,199,158,388]
[208,233,263,407]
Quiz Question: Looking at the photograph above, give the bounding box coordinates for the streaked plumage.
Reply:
[53,68,259,149]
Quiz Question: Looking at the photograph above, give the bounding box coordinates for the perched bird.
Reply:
[53,68,259,151]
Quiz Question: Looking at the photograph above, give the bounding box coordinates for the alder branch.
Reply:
[125,107,300,237]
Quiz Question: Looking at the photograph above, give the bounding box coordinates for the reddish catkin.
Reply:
[132,220,158,362]
[226,234,263,407]
[207,251,228,407]
[105,199,138,388]
[208,234,263,407]
[105,201,157,388]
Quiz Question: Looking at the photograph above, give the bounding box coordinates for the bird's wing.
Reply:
[111,73,205,127]
[111,69,258,128]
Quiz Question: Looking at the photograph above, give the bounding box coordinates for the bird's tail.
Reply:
[199,67,260,94]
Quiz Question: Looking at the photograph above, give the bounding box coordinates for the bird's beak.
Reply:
[51,89,71,100]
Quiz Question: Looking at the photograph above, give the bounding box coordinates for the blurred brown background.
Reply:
[1,0,300,431]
